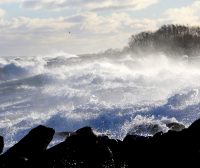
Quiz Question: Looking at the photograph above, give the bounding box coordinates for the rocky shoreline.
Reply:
[1,119,200,168]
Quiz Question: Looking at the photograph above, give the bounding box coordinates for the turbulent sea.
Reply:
[1,52,200,149]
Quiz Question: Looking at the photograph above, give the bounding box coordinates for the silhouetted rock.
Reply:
[45,127,114,168]
[4,125,54,158]
[0,156,30,168]
[98,136,125,168]
[0,136,3,154]
[188,118,200,132]
[122,134,152,167]
[1,125,54,168]
[1,119,200,167]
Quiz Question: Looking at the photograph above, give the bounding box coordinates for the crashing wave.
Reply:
[0,52,200,149]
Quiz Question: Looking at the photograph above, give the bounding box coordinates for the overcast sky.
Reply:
[0,0,200,56]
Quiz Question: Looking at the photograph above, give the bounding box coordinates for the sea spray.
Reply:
[0,52,200,149]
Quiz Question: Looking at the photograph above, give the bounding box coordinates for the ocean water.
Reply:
[1,52,200,149]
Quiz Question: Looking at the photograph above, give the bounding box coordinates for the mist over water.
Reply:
[1,52,200,149]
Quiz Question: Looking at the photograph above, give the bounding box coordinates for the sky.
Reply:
[0,0,200,56]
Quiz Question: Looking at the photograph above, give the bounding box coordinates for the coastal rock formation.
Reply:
[1,120,200,167]
[1,125,55,168]
[166,122,185,131]
[0,136,3,154]
[44,127,114,168]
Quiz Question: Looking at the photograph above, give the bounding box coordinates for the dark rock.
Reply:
[4,125,55,158]
[166,122,185,131]
[188,118,200,132]
[1,125,54,168]
[153,131,163,139]
[122,134,152,166]
[99,137,125,168]
[0,136,3,154]
[185,118,200,162]
[45,127,114,168]
[2,118,200,167]
[150,124,200,167]
[0,157,30,168]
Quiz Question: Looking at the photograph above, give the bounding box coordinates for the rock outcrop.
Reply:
[0,125,55,168]
[1,120,200,167]
[0,136,3,154]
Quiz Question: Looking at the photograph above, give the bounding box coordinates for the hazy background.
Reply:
[0,0,200,56]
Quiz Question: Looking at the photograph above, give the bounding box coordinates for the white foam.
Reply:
[0,52,200,150]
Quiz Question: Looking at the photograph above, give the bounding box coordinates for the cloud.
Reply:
[22,0,158,11]
[164,1,200,25]
[1,0,200,56]
[80,12,157,34]
[0,12,158,36]
[0,0,21,4]
[0,12,159,56]
[0,8,5,18]
[0,16,75,35]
